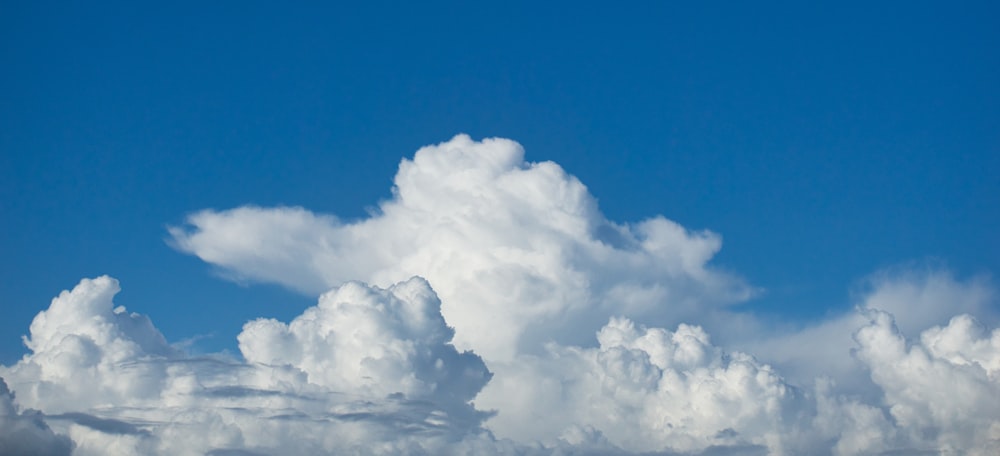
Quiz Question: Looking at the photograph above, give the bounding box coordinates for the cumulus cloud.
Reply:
[747,269,999,397]
[1,276,175,413]
[237,276,492,410]
[169,134,752,361]
[0,377,73,456]
[5,274,997,455]
[853,311,1000,454]
[478,307,1000,455]
[476,317,796,453]
[0,276,504,455]
[3,136,998,455]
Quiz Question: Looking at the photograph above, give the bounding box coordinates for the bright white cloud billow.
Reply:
[1,276,508,455]
[2,136,998,455]
[169,134,752,361]
[853,311,1000,454]
[476,317,796,452]
[237,276,492,407]
[747,269,999,398]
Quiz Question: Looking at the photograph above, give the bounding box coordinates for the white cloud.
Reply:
[853,310,1000,454]
[746,269,998,398]
[237,276,491,409]
[4,277,1000,454]
[7,274,994,454]
[0,377,73,456]
[3,136,998,455]
[476,317,796,453]
[1,276,175,413]
[859,267,997,337]
[0,276,505,455]
[170,134,752,361]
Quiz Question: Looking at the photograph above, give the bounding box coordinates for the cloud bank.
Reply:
[3,135,998,455]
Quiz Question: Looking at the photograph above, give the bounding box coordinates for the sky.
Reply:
[1,1,999,455]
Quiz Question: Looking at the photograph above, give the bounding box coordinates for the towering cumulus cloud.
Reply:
[170,134,751,361]
[2,135,998,454]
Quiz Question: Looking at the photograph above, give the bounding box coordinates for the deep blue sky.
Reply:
[2,1,998,363]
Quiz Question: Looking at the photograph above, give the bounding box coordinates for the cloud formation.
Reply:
[0,276,501,455]
[747,268,998,396]
[0,378,72,456]
[237,276,491,409]
[853,311,1000,454]
[4,274,996,455]
[170,134,752,361]
[476,317,795,453]
[3,136,998,455]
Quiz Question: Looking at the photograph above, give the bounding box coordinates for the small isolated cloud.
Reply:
[3,136,999,455]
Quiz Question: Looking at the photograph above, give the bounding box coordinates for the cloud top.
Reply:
[238,276,491,406]
[171,134,750,361]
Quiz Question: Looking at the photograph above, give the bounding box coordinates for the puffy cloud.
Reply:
[759,294,1000,456]
[476,317,796,454]
[0,377,73,456]
[237,276,492,410]
[809,377,900,456]
[170,134,752,361]
[1,276,175,413]
[163,135,1000,454]
[0,276,503,455]
[3,269,999,455]
[853,311,1000,455]
[747,269,998,397]
[3,136,999,455]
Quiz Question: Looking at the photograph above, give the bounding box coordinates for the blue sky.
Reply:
[4,1,997,363]
[2,2,999,454]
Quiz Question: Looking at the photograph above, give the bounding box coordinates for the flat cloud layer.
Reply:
[2,135,998,455]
